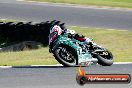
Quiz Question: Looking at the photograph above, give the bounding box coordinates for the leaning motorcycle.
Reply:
[48,29,113,66]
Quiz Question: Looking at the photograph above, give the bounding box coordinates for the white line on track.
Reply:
[16,0,24,1]
[0,62,132,68]
[0,66,12,69]
[107,29,116,30]
[114,62,132,64]
[31,64,63,66]
[0,19,7,20]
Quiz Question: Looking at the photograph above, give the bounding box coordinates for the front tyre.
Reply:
[93,49,113,66]
[53,45,78,67]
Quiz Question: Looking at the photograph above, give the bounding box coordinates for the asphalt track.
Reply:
[0,0,132,88]
[0,0,132,30]
[0,64,132,88]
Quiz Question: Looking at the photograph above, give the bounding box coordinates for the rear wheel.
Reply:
[53,45,78,66]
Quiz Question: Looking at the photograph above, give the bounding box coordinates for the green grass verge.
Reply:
[0,19,17,22]
[30,0,132,8]
[0,48,58,66]
[0,26,131,66]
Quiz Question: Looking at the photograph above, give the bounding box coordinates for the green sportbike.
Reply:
[49,29,113,67]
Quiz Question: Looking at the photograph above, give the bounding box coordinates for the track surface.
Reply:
[0,0,132,30]
[0,64,131,88]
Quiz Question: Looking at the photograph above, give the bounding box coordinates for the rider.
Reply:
[50,24,97,47]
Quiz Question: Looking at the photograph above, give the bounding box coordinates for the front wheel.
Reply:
[92,49,114,66]
[53,45,78,67]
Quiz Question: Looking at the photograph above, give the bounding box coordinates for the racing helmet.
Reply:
[50,25,62,35]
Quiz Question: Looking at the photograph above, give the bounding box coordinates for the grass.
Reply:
[30,0,132,8]
[0,19,17,22]
[0,26,132,66]
[0,47,58,66]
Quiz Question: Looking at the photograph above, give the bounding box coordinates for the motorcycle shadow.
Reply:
[11,65,91,68]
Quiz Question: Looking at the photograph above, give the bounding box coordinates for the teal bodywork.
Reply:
[51,34,98,65]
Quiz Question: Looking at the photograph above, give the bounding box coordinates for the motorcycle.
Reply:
[48,26,113,66]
